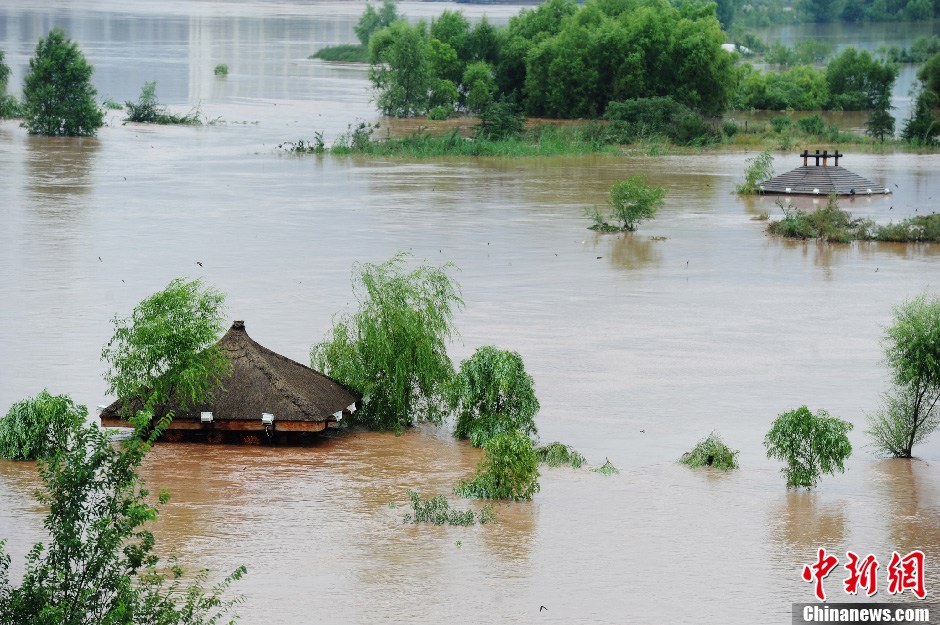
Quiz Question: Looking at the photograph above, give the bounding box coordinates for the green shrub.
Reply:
[125,81,201,125]
[874,214,940,243]
[721,120,739,137]
[764,406,853,488]
[679,431,739,470]
[450,346,539,448]
[0,391,86,460]
[769,115,791,133]
[455,430,540,500]
[604,96,714,145]
[535,441,585,468]
[797,114,826,135]
[603,177,666,231]
[401,490,493,525]
[213,63,228,76]
[475,99,525,140]
[22,28,103,136]
[736,149,774,194]
[427,105,452,120]
[767,195,873,243]
[0,50,21,118]
[101,98,123,110]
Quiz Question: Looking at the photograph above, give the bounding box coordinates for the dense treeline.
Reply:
[720,0,940,27]
[367,0,734,120]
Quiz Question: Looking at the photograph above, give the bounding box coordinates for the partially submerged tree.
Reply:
[354,0,401,47]
[0,390,86,461]
[369,21,434,117]
[867,293,940,457]
[0,50,21,118]
[736,150,774,194]
[101,277,229,419]
[679,431,740,470]
[589,177,666,232]
[22,28,103,136]
[311,253,463,433]
[764,406,853,488]
[450,346,539,448]
[455,429,540,500]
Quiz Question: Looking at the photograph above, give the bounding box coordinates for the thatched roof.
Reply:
[759,152,890,196]
[100,320,359,425]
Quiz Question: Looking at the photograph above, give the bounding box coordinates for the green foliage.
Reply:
[213,63,228,76]
[450,346,539,448]
[767,195,874,243]
[125,81,201,125]
[101,278,229,419]
[276,133,326,154]
[769,115,791,133]
[736,149,773,194]
[878,36,940,64]
[0,391,86,461]
[534,441,585,468]
[101,98,122,110]
[873,214,940,243]
[866,94,895,142]
[592,458,619,475]
[604,97,717,145]
[354,0,401,46]
[311,253,462,433]
[593,176,666,232]
[826,48,898,111]
[369,21,434,117]
[455,430,540,501]
[797,114,826,136]
[428,78,459,113]
[918,52,940,100]
[311,45,370,63]
[678,431,739,470]
[475,99,525,140]
[463,61,497,115]
[764,406,853,488]
[401,490,493,526]
[902,88,940,145]
[22,28,103,136]
[0,413,245,624]
[0,50,22,119]
[873,293,940,458]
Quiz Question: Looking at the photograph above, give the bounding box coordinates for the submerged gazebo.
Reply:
[99,320,359,442]
[759,150,891,196]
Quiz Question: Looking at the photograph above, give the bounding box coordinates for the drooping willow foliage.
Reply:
[678,432,739,471]
[0,390,86,461]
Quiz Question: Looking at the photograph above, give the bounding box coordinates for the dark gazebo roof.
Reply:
[759,150,890,196]
[100,321,359,431]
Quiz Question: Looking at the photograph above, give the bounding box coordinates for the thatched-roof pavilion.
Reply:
[99,320,359,442]
[759,150,891,196]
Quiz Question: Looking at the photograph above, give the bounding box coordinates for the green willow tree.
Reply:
[311,253,463,433]
[23,28,103,136]
[369,21,434,117]
[868,293,940,457]
[101,277,230,420]
[455,429,540,500]
[450,346,539,448]
[764,406,853,488]
[0,391,86,461]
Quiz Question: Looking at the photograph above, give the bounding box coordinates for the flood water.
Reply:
[2,2,940,623]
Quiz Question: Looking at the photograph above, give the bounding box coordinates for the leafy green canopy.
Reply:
[101,278,229,418]
[764,406,853,488]
[607,176,666,231]
[0,391,86,461]
[0,411,245,624]
[369,21,434,117]
[868,293,940,457]
[355,0,401,47]
[535,441,585,468]
[23,28,103,136]
[736,150,773,195]
[311,253,463,433]
[450,346,539,448]
[455,430,540,500]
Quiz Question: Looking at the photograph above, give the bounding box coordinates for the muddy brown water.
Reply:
[2,3,940,623]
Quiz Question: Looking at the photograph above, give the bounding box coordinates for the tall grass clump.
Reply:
[0,390,86,460]
[678,432,739,470]
[402,490,494,526]
[125,81,201,125]
[213,63,228,76]
[535,441,585,468]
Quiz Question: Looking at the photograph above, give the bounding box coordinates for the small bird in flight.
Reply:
[196,261,203,267]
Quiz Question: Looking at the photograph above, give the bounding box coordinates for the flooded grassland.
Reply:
[2,2,940,623]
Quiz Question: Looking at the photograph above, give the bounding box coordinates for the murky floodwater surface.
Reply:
[2,3,940,623]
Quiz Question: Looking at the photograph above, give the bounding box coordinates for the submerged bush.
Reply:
[0,390,86,460]
[125,81,201,125]
[767,195,873,243]
[587,177,666,232]
[535,441,585,468]
[311,45,369,63]
[736,149,774,194]
[592,458,620,475]
[402,490,494,525]
[213,63,228,76]
[455,430,540,501]
[678,431,739,470]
